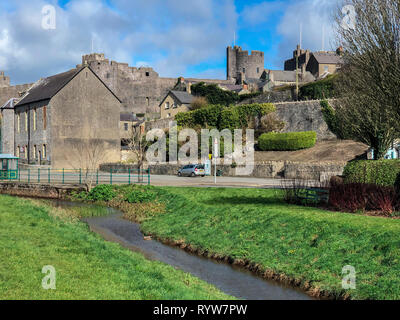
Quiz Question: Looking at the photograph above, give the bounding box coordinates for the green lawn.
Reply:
[133,187,400,300]
[0,195,231,300]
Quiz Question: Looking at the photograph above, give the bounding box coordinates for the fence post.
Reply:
[148,168,150,185]
[38,168,40,183]
[79,168,82,185]
[110,169,113,185]
[48,168,50,184]
[62,168,65,184]
[128,169,131,185]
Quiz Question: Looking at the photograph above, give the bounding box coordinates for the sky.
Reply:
[0,0,340,85]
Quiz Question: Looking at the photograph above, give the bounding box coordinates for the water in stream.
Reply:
[54,201,313,300]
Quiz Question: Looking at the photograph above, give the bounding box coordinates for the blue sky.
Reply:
[0,0,338,84]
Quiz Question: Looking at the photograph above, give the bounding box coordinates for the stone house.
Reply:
[12,66,121,168]
[284,45,344,79]
[159,90,195,119]
[261,70,315,92]
[0,98,17,154]
[120,113,144,141]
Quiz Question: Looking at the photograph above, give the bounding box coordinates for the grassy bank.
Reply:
[0,195,231,300]
[99,186,400,300]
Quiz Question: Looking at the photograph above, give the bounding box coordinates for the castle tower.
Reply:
[0,71,10,88]
[226,46,265,82]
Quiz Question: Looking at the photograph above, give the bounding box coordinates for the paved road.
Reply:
[150,175,294,188]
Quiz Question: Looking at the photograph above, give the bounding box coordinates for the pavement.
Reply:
[150,175,291,188]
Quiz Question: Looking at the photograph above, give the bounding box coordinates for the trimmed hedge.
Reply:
[258,131,317,151]
[343,160,400,187]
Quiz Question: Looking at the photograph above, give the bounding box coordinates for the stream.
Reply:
[53,200,313,300]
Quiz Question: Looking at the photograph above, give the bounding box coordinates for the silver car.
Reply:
[178,164,206,177]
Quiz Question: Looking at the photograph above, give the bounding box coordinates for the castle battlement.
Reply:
[227,46,265,82]
[0,71,10,88]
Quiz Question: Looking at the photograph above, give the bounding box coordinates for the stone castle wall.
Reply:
[79,54,178,115]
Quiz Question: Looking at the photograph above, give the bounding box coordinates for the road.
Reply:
[150,175,292,188]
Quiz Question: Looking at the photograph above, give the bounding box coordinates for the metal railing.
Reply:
[0,168,151,185]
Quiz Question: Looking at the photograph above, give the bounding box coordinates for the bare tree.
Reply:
[334,0,400,159]
[68,138,110,190]
[127,123,148,181]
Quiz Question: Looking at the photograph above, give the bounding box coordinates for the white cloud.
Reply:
[276,0,338,63]
[241,1,285,26]
[0,0,237,84]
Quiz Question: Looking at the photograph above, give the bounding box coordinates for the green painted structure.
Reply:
[0,154,19,180]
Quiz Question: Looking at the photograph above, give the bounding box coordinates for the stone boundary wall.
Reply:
[145,100,336,140]
[145,118,171,131]
[0,182,87,199]
[100,161,346,182]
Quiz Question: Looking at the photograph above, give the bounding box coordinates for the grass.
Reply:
[114,186,400,300]
[0,195,232,300]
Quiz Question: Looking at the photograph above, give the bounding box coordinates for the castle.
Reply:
[226,46,265,83]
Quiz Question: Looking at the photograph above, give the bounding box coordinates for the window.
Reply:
[25,146,28,159]
[146,72,150,77]
[43,106,47,130]
[33,109,37,131]
[16,146,20,158]
[324,66,329,72]
[172,103,177,109]
[165,102,170,109]
[243,68,246,73]
[124,123,129,131]
[25,111,28,131]
[146,97,150,106]
[17,114,20,133]
[33,145,37,160]
[167,113,171,118]
[43,145,47,159]
[257,67,260,74]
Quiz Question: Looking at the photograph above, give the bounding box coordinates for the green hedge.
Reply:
[175,103,276,131]
[258,131,317,151]
[299,74,337,100]
[343,160,400,187]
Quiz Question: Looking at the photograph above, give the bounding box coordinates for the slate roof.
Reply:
[312,52,344,65]
[269,70,315,82]
[120,113,139,122]
[170,91,195,105]
[16,66,121,106]
[0,154,19,159]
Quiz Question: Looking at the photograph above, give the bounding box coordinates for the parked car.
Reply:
[178,164,205,177]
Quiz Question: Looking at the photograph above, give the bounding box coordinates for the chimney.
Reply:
[186,82,192,94]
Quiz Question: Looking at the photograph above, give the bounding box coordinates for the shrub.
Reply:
[329,183,399,215]
[343,160,400,187]
[87,185,116,202]
[176,103,276,131]
[299,74,337,100]
[124,189,157,204]
[189,97,208,111]
[191,82,239,106]
[320,100,351,139]
[258,131,317,151]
